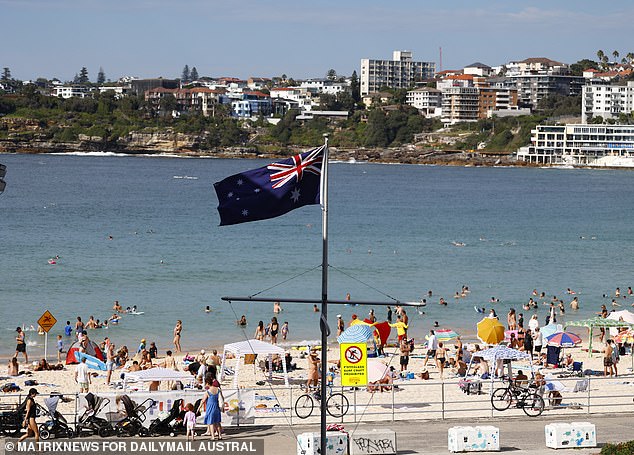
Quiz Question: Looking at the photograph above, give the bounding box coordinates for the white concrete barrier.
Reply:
[297,431,349,455]
[448,426,500,452]
[349,429,397,455]
[545,422,596,449]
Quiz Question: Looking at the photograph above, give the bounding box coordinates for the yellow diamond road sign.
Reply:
[37,310,57,333]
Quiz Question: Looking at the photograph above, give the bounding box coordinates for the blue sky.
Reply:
[2,0,633,82]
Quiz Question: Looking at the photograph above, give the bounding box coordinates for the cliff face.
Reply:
[0,131,521,166]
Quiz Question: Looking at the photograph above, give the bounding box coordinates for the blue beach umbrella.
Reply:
[540,323,563,339]
[337,324,374,344]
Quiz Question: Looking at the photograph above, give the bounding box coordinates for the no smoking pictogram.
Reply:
[344,345,363,364]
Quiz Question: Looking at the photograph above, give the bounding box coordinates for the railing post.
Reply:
[353,387,357,423]
[391,382,395,422]
[587,376,591,414]
[289,386,293,425]
[340,386,344,424]
[441,381,445,420]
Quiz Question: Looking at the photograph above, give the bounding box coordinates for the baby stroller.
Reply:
[75,393,115,437]
[148,399,183,436]
[114,395,154,437]
[0,395,48,437]
[39,394,75,439]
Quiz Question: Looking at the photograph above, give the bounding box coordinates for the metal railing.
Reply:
[1,373,633,433]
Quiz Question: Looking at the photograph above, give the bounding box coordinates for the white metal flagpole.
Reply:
[319,134,330,455]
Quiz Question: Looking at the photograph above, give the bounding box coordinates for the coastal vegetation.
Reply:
[1,51,633,157]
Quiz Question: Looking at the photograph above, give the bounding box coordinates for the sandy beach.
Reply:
[2,327,634,431]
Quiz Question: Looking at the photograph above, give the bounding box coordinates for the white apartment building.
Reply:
[504,57,569,77]
[52,85,89,98]
[582,80,634,123]
[269,87,313,110]
[406,88,441,117]
[300,79,350,96]
[360,50,435,96]
[441,87,479,124]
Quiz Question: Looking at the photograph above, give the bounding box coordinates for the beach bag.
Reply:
[420,369,429,380]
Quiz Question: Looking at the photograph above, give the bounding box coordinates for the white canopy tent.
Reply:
[219,339,288,387]
[123,367,194,391]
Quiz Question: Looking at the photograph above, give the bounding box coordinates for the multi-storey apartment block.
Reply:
[360,50,435,96]
[582,80,634,123]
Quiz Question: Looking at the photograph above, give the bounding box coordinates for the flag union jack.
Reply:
[267,145,324,189]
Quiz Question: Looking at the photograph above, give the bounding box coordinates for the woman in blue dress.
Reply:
[203,379,223,439]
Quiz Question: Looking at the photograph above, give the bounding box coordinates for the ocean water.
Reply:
[1,153,634,359]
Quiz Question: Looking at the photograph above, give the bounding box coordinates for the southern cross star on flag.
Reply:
[213,145,324,226]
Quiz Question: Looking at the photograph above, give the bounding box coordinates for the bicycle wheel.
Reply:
[491,388,513,411]
[522,392,545,417]
[326,393,349,418]
[294,394,314,419]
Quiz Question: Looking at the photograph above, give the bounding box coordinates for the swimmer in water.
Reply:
[439,298,447,306]
[237,315,247,326]
[205,306,211,313]
[273,301,282,313]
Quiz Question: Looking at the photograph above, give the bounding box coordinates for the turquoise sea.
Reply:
[1,153,634,359]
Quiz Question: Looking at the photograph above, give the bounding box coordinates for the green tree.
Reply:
[1,67,10,82]
[78,67,89,84]
[160,94,177,116]
[570,59,599,76]
[612,50,620,61]
[190,67,199,81]
[627,52,634,64]
[181,65,190,82]
[350,70,360,103]
[364,110,389,147]
[97,67,106,84]
[326,69,337,81]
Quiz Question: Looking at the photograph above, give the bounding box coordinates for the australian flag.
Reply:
[214,145,325,226]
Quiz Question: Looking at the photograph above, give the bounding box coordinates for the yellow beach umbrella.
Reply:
[477,317,505,345]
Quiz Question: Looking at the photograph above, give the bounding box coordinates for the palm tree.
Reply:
[612,50,620,62]
[596,50,605,62]
[626,52,634,64]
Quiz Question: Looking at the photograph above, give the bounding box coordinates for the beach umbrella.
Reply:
[540,323,563,339]
[607,310,634,336]
[546,331,582,348]
[435,329,460,341]
[476,317,505,345]
[337,324,374,344]
[366,359,389,383]
[475,345,531,362]
[614,329,634,344]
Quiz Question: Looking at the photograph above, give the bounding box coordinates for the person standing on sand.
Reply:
[603,341,614,377]
[75,357,91,392]
[306,350,320,391]
[507,309,517,330]
[15,327,28,363]
[173,320,182,353]
[435,342,447,379]
[336,315,344,336]
[399,338,410,372]
[281,322,289,341]
[105,338,116,385]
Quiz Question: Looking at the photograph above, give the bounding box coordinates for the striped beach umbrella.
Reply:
[546,331,582,347]
[435,329,460,341]
[337,324,374,344]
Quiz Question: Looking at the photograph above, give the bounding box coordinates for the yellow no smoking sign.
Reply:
[340,343,367,386]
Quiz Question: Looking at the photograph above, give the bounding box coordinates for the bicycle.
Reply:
[491,380,545,417]
[294,386,349,419]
